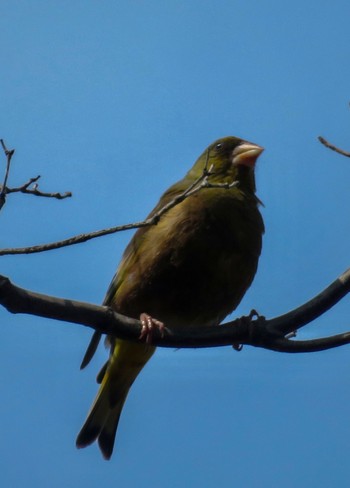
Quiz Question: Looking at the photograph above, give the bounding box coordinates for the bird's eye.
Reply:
[215,143,223,151]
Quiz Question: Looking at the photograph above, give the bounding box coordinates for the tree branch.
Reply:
[0,164,238,256]
[266,268,350,336]
[264,333,350,353]
[1,268,349,352]
[0,139,72,212]
[318,136,350,158]
[4,174,72,199]
[0,139,15,210]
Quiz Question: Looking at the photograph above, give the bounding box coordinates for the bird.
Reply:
[76,136,264,459]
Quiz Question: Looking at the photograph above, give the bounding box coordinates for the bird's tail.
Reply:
[76,339,155,460]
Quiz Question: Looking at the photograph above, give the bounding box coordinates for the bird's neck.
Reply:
[234,165,257,194]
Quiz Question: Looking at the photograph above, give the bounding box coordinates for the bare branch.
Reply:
[266,268,350,336]
[0,168,238,256]
[0,139,15,210]
[1,267,349,352]
[318,136,350,158]
[0,139,72,212]
[5,175,72,199]
[262,333,350,353]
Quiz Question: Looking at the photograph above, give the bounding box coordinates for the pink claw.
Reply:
[139,313,165,344]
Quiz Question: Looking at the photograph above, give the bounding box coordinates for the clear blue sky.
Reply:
[1,1,350,487]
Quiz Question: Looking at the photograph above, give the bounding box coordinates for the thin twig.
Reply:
[0,140,72,211]
[0,139,15,210]
[0,168,238,256]
[318,136,350,158]
[5,175,72,199]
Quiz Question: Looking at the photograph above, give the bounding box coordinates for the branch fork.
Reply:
[1,268,349,354]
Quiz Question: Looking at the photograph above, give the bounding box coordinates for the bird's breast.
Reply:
[114,190,263,328]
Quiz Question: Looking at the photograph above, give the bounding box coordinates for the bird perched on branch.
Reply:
[76,136,264,459]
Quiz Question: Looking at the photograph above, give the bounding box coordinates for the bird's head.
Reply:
[188,136,264,192]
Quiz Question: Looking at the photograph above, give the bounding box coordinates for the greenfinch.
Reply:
[76,136,264,459]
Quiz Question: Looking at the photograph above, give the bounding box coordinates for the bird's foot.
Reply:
[139,313,165,344]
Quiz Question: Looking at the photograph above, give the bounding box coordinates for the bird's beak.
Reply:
[232,143,264,168]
